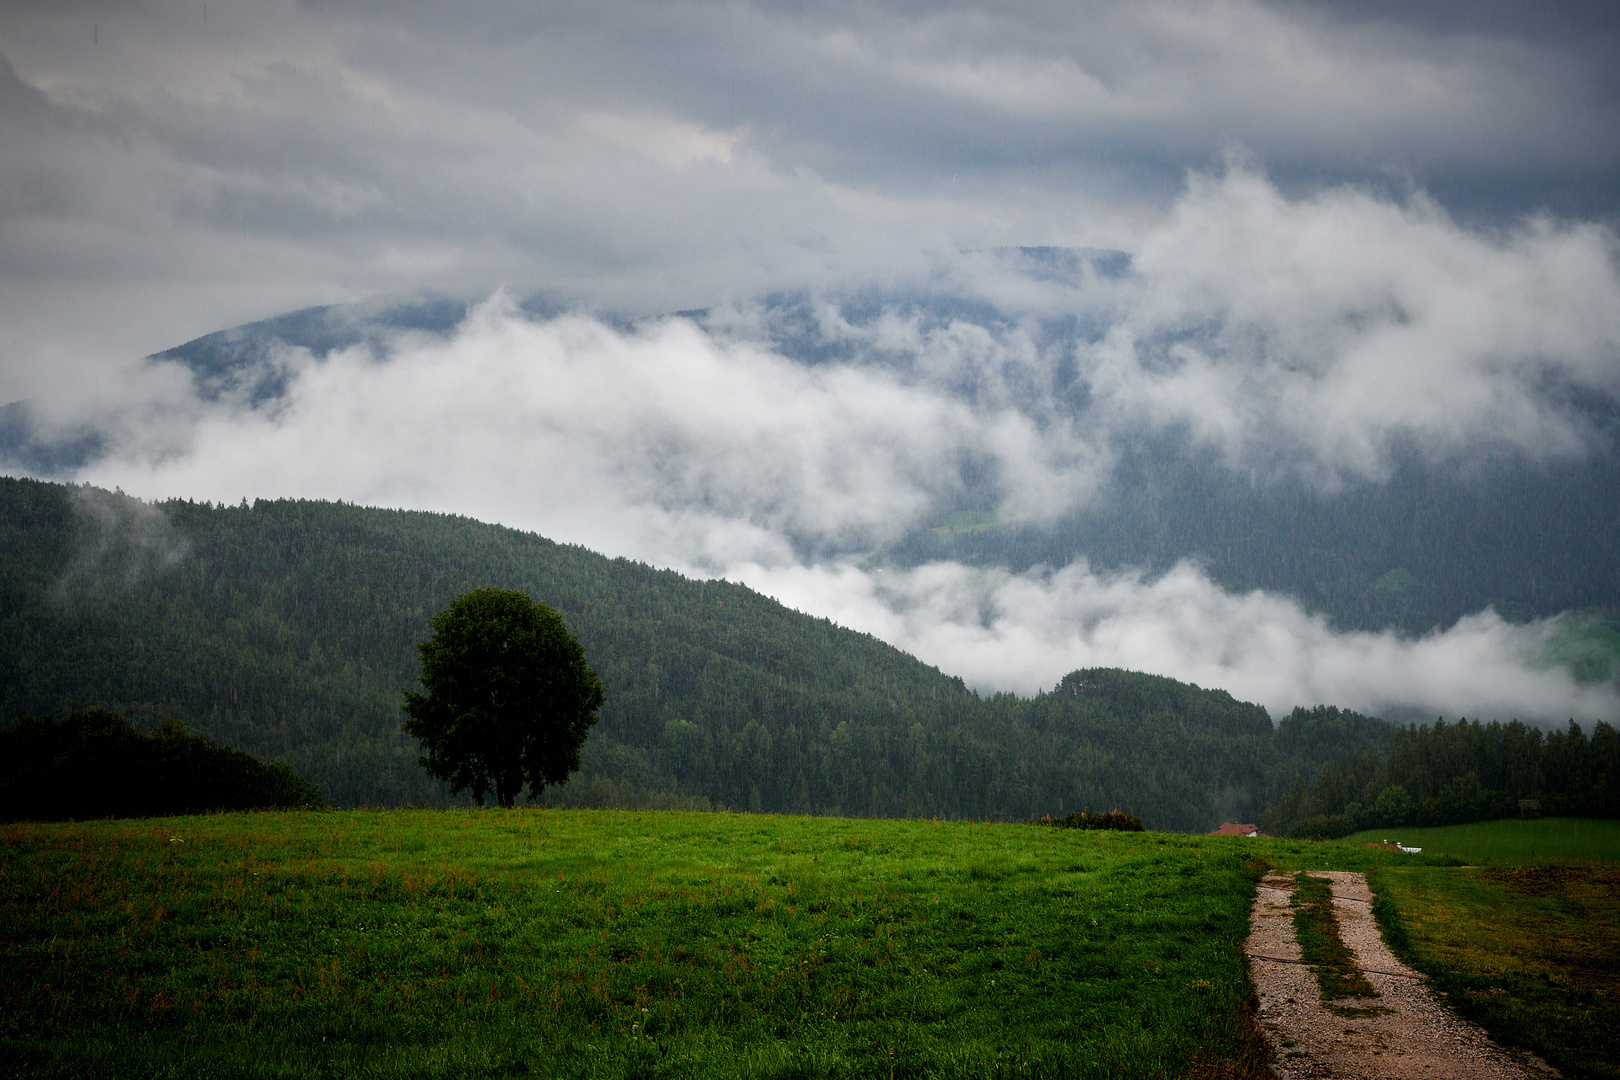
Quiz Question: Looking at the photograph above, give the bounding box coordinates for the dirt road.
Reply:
[1246,871,1557,1079]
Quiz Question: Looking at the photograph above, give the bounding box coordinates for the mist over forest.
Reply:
[7,230,1617,728]
[8,12,1620,1080]
[2,2,1618,816]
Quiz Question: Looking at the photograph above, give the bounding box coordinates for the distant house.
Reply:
[1519,799,1542,819]
[1210,822,1260,837]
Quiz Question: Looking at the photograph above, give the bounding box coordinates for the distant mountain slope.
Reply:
[0,477,1393,829]
[896,444,1620,635]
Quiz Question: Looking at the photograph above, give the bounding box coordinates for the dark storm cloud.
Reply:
[290,0,1620,212]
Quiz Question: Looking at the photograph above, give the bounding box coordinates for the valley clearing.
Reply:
[1248,871,1556,1079]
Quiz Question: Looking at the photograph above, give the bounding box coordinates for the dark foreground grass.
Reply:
[2,810,1278,1080]
[1371,862,1620,1079]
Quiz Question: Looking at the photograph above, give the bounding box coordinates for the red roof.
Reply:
[1209,822,1260,837]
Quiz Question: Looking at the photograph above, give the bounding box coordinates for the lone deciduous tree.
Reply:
[402,588,603,807]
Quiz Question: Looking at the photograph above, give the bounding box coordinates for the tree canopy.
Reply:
[402,588,603,807]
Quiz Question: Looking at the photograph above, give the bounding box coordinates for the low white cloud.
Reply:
[732,559,1619,725]
[1095,167,1620,481]
[86,294,1098,564]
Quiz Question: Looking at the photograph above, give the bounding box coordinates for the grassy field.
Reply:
[1356,819,1620,1079]
[6,809,1580,1079]
[1372,863,1619,1079]
[2,809,1311,1080]
[1341,817,1620,864]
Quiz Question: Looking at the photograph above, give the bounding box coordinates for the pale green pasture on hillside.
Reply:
[1340,817,1620,864]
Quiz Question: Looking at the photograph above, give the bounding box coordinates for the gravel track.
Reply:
[1246,871,1558,1079]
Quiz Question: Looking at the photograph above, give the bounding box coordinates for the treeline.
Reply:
[0,477,1398,830]
[0,709,322,821]
[1032,810,1143,832]
[1261,717,1620,838]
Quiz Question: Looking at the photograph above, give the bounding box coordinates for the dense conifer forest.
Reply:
[0,476,1401,830]
[896,447,1620,640]
[1262,716,1620,837]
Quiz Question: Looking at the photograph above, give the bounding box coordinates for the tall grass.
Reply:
[1371,863,1620,1079]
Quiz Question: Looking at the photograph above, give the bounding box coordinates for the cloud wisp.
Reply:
[53,484,192,599]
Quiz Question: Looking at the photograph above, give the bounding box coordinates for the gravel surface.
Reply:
[1246,871,1558,1079]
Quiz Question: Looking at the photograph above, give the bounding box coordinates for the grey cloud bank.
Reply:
[2,1,1618,725]
[4,0,1619,410]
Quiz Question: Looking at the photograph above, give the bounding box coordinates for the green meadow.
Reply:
[5,811,1612,1079]
[4,809,1285,1080]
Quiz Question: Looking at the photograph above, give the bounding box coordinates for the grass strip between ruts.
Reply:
[1289,873,1377,1003]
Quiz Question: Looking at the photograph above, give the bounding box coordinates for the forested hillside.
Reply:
[895,446,1620,638]
[0,477,1394,829]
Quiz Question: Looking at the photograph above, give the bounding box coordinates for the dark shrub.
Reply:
[0,710,323,821]
[1032,809,1145,832]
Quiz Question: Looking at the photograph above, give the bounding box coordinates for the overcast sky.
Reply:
[4,0,1618,400]
[4,0,1620,722]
